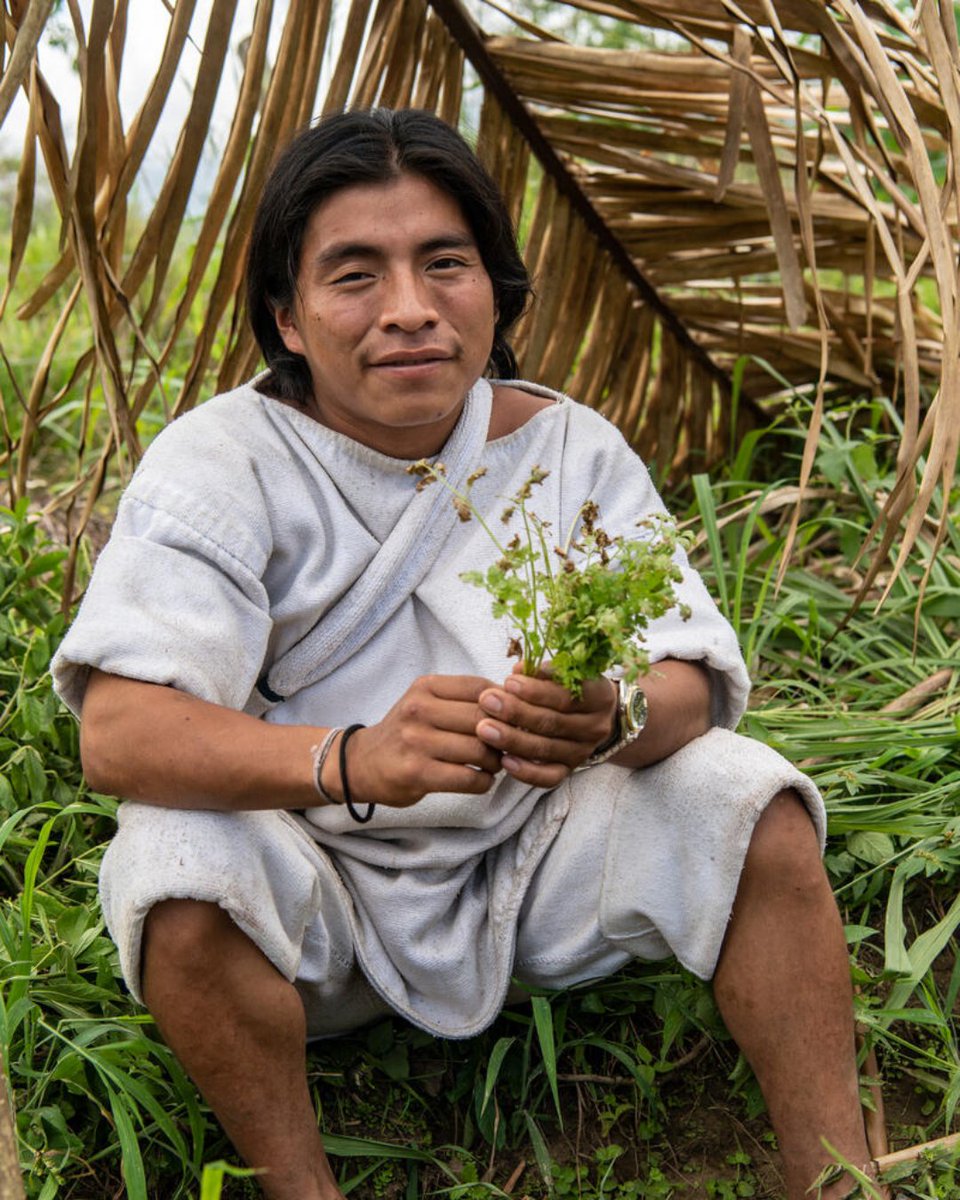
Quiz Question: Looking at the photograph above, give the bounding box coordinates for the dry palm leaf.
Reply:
[0,0,955,609]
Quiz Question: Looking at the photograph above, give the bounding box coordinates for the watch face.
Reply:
[624,685,648,732]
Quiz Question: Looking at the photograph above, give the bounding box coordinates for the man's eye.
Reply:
[429,256,467,271]
[332,270,372,285]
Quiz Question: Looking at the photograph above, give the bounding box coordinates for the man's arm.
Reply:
[475,659,713,790]
[81,668,502,810]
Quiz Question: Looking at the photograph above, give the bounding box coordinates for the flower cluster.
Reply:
[407,460,690,697]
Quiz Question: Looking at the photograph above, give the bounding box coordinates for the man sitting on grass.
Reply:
[54,108,881,1200]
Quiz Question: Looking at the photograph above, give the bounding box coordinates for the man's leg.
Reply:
[713,790,878,1200]
[142,898,344,1200]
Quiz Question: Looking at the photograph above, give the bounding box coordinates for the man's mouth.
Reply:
[370,350,452,368]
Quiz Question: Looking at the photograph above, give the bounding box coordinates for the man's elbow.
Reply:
[79,674,132,795]
[79,713,122,795]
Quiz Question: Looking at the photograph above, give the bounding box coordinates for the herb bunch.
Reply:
[407,460,690,697]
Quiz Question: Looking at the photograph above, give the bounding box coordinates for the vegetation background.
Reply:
[1,1,959,1197]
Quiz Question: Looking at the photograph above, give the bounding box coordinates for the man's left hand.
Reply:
[475,665,616,788]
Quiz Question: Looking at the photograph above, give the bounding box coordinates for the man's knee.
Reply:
[741,789,829,899]
[142,898,239,987]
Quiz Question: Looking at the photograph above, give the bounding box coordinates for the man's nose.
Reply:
[379,269,439,331]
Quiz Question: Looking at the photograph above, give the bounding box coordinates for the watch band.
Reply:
[576,677,648,770]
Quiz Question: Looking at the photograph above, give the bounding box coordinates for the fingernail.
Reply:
[478,721,502,744]
[504,678,522,694]
[501,755,521,771]
[480,693,503,714]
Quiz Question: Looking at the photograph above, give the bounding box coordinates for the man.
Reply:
[53,109,878,1200]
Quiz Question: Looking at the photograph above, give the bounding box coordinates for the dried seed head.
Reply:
[466,467,488,485]
[454,499,472,522]
[507,637,523,659]
[500,505,515,524]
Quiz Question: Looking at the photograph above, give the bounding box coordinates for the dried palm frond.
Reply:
[0,0,956,606]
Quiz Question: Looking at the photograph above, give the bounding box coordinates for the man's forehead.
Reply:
[304,172,474,247]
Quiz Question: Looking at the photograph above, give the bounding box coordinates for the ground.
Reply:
[288,982,954,1200]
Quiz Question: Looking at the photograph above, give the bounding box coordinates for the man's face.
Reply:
[274,171,497,458]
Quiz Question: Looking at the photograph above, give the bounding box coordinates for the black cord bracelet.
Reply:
[339,723,375,824]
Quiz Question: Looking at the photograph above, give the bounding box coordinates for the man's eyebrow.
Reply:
[418,234,478,255]
[312,233,478,269]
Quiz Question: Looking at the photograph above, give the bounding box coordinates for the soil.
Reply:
[307,1027,945,1200]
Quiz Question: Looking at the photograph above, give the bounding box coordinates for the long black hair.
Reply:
[246,108,532,403]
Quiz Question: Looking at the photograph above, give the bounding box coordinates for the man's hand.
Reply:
[80,669,501,813]
[475,658,715,788]
[343,675,503,807]
[474,665,617,789]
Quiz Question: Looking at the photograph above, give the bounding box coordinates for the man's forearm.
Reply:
[609,659,714,770]
[81,670,323,810]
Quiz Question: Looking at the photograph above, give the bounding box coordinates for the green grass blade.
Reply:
[480,1035,515,1117]
[107,1082,148,1200]
[882,865,912,977]
[692,473,729,618]
[530,994,561,1122]
[523,1111,554,1194]
[201,1161,260,1199]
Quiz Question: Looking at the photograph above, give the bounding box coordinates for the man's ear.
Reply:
[274,304,304,356]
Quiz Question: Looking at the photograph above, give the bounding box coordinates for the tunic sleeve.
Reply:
[52,467,273,717]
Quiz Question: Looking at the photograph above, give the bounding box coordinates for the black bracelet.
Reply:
[339,723,375,824]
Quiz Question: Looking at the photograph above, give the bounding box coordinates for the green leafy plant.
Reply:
[407,462,689,696]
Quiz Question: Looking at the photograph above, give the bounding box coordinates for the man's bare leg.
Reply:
[142,898,344,1200]
[713,791,879,1200]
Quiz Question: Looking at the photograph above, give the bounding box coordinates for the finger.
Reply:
[502,672,579,712]
[499,754,570,789]
[504,671,618,718]
[422,674,497,702]
[429,731,503,776]
[422,762,499,796]
[382,763,499,804]
[478,688,606,744]
[476,718,585,767]
[395,690,492,738]
[393,725,502,774]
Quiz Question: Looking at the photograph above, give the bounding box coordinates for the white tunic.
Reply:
[53,378,820,1036]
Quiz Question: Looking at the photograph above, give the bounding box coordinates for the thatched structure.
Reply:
[0,0,957,600]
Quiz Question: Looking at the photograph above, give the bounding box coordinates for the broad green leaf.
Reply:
[846,830,895,866]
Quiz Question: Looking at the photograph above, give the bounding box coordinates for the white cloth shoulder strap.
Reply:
[257,378,493,706]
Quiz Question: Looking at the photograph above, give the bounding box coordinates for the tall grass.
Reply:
[1,390,958,1197]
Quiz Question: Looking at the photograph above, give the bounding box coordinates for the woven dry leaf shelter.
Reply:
[1,0,960,1191]
[1,0,959,601]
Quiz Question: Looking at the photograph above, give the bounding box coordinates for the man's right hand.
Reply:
[333,675,502,808]
[80,668,501,813]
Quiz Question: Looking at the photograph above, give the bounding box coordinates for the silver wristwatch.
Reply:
[578,678,648,769]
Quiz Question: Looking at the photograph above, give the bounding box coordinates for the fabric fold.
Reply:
[263,378,493,701]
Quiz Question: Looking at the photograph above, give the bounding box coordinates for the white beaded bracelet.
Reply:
[310,728,343,805]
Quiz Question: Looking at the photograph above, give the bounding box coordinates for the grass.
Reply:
[1,387,959,1197]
